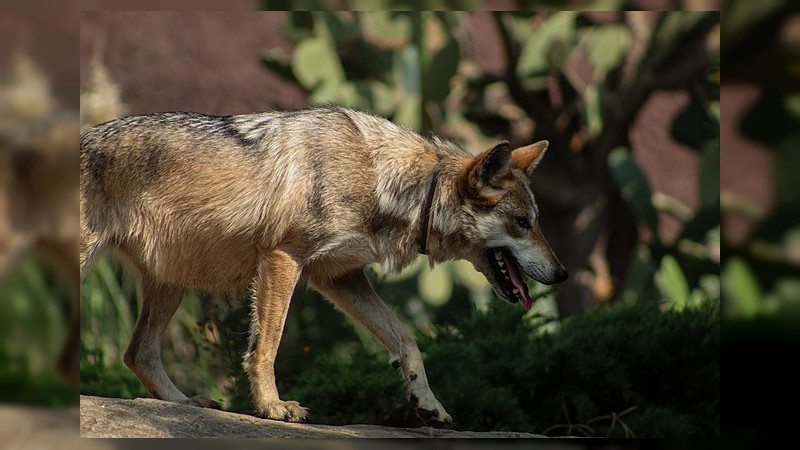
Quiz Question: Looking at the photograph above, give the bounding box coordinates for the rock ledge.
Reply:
[80,395,544,438]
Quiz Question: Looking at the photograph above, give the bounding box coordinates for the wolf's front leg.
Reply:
[243,249,308,422]
[310,269,452,427]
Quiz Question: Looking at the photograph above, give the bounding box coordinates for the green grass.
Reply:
[0,254,76,405]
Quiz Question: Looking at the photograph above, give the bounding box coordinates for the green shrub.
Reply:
[285,302,719,437]
[79,343,148,399]
[285,353,411,427]
[517,302,719,437]
[0,348,77,406]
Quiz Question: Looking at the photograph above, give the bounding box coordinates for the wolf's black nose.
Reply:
[554,266,569,283]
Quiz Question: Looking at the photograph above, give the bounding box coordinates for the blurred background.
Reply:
[3,0,792,442]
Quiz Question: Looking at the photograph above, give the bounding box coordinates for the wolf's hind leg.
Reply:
[124,272,220,409]
[309,269,452,428]
[244,249,307,422]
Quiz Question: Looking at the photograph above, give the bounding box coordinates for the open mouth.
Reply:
[486,248,534,311]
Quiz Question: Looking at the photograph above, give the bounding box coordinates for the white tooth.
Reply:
[498,260,505,267]
[500,267,507,274]
[512,288,519,294]
[495,253,503,261]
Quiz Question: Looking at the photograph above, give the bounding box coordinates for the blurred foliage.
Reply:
[1,34,80,404]
[262,11,470,134]
[720,1,800,442]
[608,100,720,312]
[80,343,147,400]
[720,2,800,317]
[0,350,75,406]
[0,47,56,120]
[0,255,75,405]
[287,302,719,437]
[258,0,707,12]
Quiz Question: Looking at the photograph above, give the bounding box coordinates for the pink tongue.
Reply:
[503,251,533,311]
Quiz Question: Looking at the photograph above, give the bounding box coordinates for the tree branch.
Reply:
[491,12,556,137]
[597,11,718,166]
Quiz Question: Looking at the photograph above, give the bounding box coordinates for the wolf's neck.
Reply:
[369,155,435,272]
[371,152,464,273]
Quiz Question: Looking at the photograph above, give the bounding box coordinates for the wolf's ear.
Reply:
[512,140,548,177]
[465,140,513,201]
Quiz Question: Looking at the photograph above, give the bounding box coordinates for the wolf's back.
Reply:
[79,107,387,254]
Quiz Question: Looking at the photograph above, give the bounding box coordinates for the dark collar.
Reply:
[418,169,440,255]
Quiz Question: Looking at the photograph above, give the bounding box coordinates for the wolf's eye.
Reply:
[516,217,532,230]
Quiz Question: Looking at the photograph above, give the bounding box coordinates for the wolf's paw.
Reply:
[181,395,223,410]
[256,400,309,423]
[409,393,452,428]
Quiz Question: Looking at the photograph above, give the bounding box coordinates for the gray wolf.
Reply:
[79,106,567,427]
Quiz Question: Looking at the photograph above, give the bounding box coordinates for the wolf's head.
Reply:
[440,140,568,311]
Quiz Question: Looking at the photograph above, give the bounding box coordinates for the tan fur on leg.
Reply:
[243,249,308,422]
